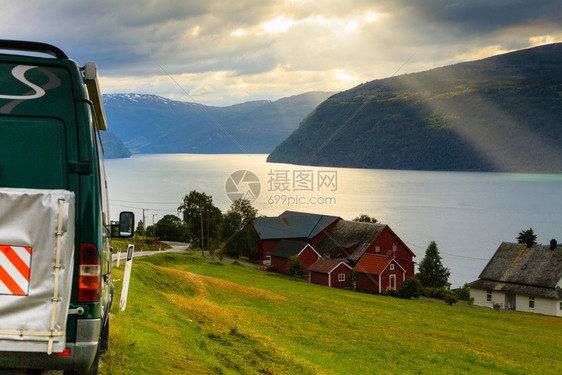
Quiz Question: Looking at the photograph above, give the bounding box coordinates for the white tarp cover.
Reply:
[0,188,75,353]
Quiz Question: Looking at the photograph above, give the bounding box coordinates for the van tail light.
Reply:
[78,243,100,303]
[55,348,71,356]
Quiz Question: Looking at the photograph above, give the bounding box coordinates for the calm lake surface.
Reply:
[105,154,562,288]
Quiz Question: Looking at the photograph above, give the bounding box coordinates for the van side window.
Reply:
[0,118,66,189]
[95,127,109,227]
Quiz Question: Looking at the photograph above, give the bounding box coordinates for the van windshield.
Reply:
[0,117,67,189]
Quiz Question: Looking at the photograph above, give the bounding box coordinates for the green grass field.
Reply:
[101,253,561,374]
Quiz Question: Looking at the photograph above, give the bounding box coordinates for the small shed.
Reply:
[309,258,352,288]
[354,254,406,293]
[269,240,321,275]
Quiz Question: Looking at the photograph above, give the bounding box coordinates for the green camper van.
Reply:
[0,40,133,374]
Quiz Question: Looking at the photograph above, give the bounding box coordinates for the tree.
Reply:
[177,190,222,252]
[397,277,423,299]
[418,241,450,288]
[352,214,378,223]
[221,199,258,258]
[135,220,144,236]
[155,214,189,241]
[287,256,306,280]
[228,198,258,224]
[517,228,537,246]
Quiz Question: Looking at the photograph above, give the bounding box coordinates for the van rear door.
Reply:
[0,60,79,190]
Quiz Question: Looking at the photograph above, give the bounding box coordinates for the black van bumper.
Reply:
[0,318,100,372]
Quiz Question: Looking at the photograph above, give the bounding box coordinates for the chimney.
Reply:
[550,239,557,251]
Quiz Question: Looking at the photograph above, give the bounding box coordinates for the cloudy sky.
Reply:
[2,0,561,106]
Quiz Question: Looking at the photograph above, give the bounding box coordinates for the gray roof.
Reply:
[314,220,386,260]
[269,239,314,259]
[469,242,562,299]
[254,211,340,240]
[308,258,351,274]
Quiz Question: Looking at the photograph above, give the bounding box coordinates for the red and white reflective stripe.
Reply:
[0,245,31,296]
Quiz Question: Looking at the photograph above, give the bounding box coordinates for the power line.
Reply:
[111,199,179,205]
[110,203,177,213]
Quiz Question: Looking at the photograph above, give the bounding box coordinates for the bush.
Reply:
[287,256,306,280]
[423,287,448,300]
[444,291,459,305]
[265,265,278,272]
[455,283,471,301]
[397,277,423,299]
[384,286,398,297]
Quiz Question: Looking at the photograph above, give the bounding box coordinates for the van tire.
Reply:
[99,319,109,353]
[63,346,99,375]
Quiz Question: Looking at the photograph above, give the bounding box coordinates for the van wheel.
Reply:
[99,320,109,353]
[63,346,99,375]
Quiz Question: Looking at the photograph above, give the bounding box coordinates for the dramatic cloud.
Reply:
[1,0,560,105]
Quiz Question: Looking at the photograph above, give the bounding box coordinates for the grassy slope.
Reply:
[102,253,561,374]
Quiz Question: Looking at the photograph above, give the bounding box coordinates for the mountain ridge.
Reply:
[102,91,335,156]
[267,43,562,172]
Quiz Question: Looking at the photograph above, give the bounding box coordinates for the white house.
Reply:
[469,241,562,317]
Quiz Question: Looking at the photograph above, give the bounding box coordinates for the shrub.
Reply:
[384,286,398,297]
[455,283,471,301]
[397,277,423,299]
[423,287,448,299]
[444,291,459,305]
[287,256,306,280]
[265,265,278,272]
[430,287,448,300]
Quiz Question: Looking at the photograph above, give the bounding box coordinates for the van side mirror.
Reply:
[117,211,135,238]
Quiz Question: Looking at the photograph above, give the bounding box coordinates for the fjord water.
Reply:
[105,154,562,288]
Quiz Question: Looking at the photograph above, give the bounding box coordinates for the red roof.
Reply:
[355,254,401,275]
[308,258,350,274]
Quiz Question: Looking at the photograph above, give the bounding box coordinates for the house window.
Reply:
[266,252,271,258]
[338,273,345,282]
[560,301,562,310]
[487,289,492,301]
[529,296,535,309]
[375,246,380,253]
[390,263,394,270]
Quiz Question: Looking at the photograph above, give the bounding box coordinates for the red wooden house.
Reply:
[354,254,407,293]
[269,240,321,275]
[315,220,416,278]
[254,213,415,292]
[252,211,340,264]
[309,258,352,288]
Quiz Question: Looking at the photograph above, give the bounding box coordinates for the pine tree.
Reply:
[418,241,450,288]
[516,228,537,246]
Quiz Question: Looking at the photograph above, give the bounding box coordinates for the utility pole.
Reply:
[142,208,146,255]
[200,207,204,256]
[152,213,156,238]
